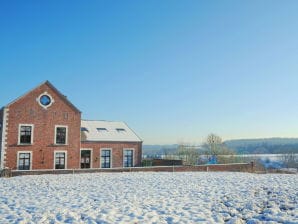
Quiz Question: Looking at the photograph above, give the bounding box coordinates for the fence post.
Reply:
[250,161,254,173]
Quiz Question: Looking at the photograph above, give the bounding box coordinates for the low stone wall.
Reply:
[10,162,254,177]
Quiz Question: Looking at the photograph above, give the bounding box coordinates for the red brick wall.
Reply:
[5,83,81,170]
[81,141,142,168]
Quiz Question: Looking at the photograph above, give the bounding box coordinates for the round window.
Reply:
[40,95,51,106]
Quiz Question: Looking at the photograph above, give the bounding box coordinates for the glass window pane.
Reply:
[56,127,66,144]
[101,150,111,168]
[55,152,65,169]
[18,153,31,170]
[20,126,32,144]
[124,150,133,167]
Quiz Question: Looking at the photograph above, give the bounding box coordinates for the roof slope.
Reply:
[81,120,142,142]
[5,81,81,113]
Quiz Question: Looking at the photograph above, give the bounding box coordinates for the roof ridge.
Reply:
[82,119,123,123]
[5,80,48,107]
[4,80,81,113]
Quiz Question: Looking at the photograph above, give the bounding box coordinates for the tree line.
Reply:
[162,134,298,168]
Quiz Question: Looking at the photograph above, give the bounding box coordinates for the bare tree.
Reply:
[204,133,235,164]
[282,153,298,169]
[206,133,223,156]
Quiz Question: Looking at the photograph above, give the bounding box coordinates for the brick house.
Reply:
[0,81,142,170]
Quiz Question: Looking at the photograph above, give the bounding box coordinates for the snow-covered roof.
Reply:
[81,120,142,142]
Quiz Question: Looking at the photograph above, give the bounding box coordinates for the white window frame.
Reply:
[36,91,54,109]
[18,124,34,145]
[100,148,113,168]
[54,150,67,170]
[54,125,68,145]
[17,151,33,170]
[80,148,93,169]
[123,148,135,168]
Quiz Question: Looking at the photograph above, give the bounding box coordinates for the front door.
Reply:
[81,150,91,168]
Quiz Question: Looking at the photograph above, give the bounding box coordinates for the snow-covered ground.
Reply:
[0,172,297,224]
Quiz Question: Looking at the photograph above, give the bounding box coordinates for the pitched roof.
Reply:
[81,120,142,142]
[5,80,81,113]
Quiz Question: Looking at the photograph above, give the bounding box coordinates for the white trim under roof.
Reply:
[81,120,142,142]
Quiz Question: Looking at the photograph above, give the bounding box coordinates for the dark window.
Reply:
[81,127,89,132]
[101,150,111,168]
[56,127,66,144]
[116,128,126,132]
[55,152,66,169]
[81,150,91,169]
[20,126,32,144]
[124,150,133,167]
[97,128,108,133]
[18,153,31,170]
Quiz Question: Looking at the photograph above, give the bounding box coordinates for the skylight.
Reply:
[81,127,89,132]
[97,128,108,132]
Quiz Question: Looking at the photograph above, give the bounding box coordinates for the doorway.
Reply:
[81,150,91,169]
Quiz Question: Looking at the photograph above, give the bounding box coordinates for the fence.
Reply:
[9,162,254,177]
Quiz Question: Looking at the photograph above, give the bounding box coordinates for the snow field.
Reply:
[0,172,297,223]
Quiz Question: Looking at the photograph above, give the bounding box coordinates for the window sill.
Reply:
[17,143,33,146]
[53,144,68,146]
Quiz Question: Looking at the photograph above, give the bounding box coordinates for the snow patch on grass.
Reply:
[0,172,297,223]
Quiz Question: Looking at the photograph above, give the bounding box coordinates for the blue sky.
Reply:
[1,1,298,144]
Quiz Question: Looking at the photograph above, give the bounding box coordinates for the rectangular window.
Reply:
[18,153,31,170]
[19,125,33,144]
[55,152,66,169]
[123,149,134,167]
[55,126,67,144]
[101,149,111,168]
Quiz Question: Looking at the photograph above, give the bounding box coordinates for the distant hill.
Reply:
[142,144,178,156]
[224,138,298,154]
[143,138,298,156]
